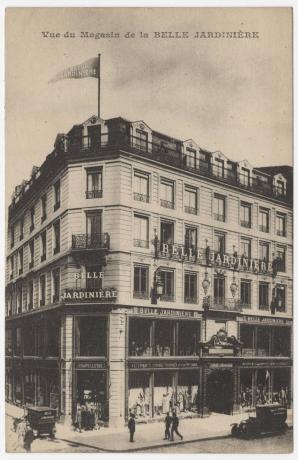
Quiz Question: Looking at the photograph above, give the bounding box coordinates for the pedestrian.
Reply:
[75,403,82,432]
[170,411,183,441]
[23,420,34,453]
[128,413,136,442]
[163,412,172,440]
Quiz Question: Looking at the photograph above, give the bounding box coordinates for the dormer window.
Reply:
[214,158,224,178]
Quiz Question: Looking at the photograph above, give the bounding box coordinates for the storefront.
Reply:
[127,307,202,420]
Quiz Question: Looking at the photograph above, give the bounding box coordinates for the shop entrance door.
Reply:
[207,369,234,415]
[76,371,108,427]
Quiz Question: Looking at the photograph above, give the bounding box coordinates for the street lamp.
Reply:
[151,269,164,304]
[202,269,210,341]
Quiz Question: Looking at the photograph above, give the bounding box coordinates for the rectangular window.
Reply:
[240,202,251,228]
[274,285,286,313]
[77,316,107,357]
[276,180,285,197]
[17,285,22,314]
[129,318,152,356]
[178,321,200,356]
[15,328,22,356]
[259,207,269,233]
[241,168,250,187]
[214,194,225,222]
[214,158,224,178]
[276,212,286,237]
[160,270,174,301]
[86,169,103,199]
[54,180,61,210]
[214,276,225,305]
[184,186,198,214]
[39,274,46,307]
[276,246,286,272]
[85,265,102,290]
[134,171,149,203]
[160,178,174,209]
[19,217,24,240]
[185,227,197,250]
[185,148,197,169]
[52,268,60,303]
[259,282,269,310]
[30,207,35,232]
[214,232,225,255]
[160,220,174,245]
[133,214,149,248]
[41,231,47,262]
[135,129,148,151]
[240,280,251,308]
[9,257,14,280]
[28,280,34,310]
[18,248,23,275]
[184,272,197,303]
[133,265,149,299]
[41,194,47,222]
[29,240,34,269]
[240,238,251,259]
[53,221,60,254]
[86,212,101,249]
[10,225,15,248]
[259,242,269,262]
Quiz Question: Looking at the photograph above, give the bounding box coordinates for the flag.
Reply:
[49,57,99,83]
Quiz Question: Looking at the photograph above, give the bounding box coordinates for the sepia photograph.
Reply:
[4,6,293,454]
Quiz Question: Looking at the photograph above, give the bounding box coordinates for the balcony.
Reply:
[134,192,149,203]
[160,199,174,209]
[160,294,175,302]
[209,297,242,312]
[184,206,197,215]
[184,296,198,304]
[71,233,110,251]
[133,239,149,248]
[133,291,149,300]
[86,189,103,199]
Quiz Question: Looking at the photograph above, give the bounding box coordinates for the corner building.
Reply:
[5,115,293,427]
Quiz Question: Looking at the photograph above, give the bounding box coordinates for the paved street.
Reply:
[140,430,293,454]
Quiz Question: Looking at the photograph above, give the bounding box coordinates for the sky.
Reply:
[5,7,292,206]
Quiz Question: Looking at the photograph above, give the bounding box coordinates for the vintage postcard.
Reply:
[5,6,293,454]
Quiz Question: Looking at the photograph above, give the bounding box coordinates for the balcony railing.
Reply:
[72,233,110,250]
[133,239,149,248]
[134,192,149,203]
[210,297,242,312]
[184,296,198,304]
[160,199,174,209]
[259,225,269,233]
[133,291,149,299]
[240,220,251,228]
[160,294,175,302]
[86,189,103,199]
[214,213,225,222]
[184,206,197,215]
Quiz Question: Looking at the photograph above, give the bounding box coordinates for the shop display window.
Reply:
[240,325,254,356]
[14,327,22,356]
[14,373,22,405]
[129,318,152,356]
[273,327,291,357]
[23,324,36,356]
[154,320,174,356]
[240,368,253,409]
[257,327,270,356]
[153,372,174,416]
[77,317,107,357]
[128,372,151,419]
[5,329,13,356]
[24,371,35,405]
[45,319,60,357]
[176,371,199,413]
[178,321,200,355]
[76,371,108,426]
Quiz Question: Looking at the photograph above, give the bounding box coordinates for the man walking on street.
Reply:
[170,411,183,441]
[23,421,34,453]
[164,412,172,440]
[128,413,136,442]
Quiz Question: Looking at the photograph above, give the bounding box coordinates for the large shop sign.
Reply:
[131,306,201,318]
[159,243,273,274]
[128,360,200,370]
[238,315,292,326]
[61,288,117,301]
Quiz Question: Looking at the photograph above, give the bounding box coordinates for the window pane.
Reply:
[78,317,107,356]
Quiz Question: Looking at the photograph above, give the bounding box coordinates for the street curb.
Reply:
[56,425,293,453]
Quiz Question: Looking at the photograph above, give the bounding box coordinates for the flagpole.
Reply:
[98,54,101,119]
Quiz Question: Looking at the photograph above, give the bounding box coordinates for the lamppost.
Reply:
[230,271,238,311]
[202,268,210,341]
[151,268,164,305]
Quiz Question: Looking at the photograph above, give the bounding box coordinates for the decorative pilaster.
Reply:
[61,315,73,426]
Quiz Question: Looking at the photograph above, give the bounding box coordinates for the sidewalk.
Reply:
[5,402,293,453]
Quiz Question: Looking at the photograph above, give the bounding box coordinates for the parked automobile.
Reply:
[26,406,57,438]
[231,404,287,439]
